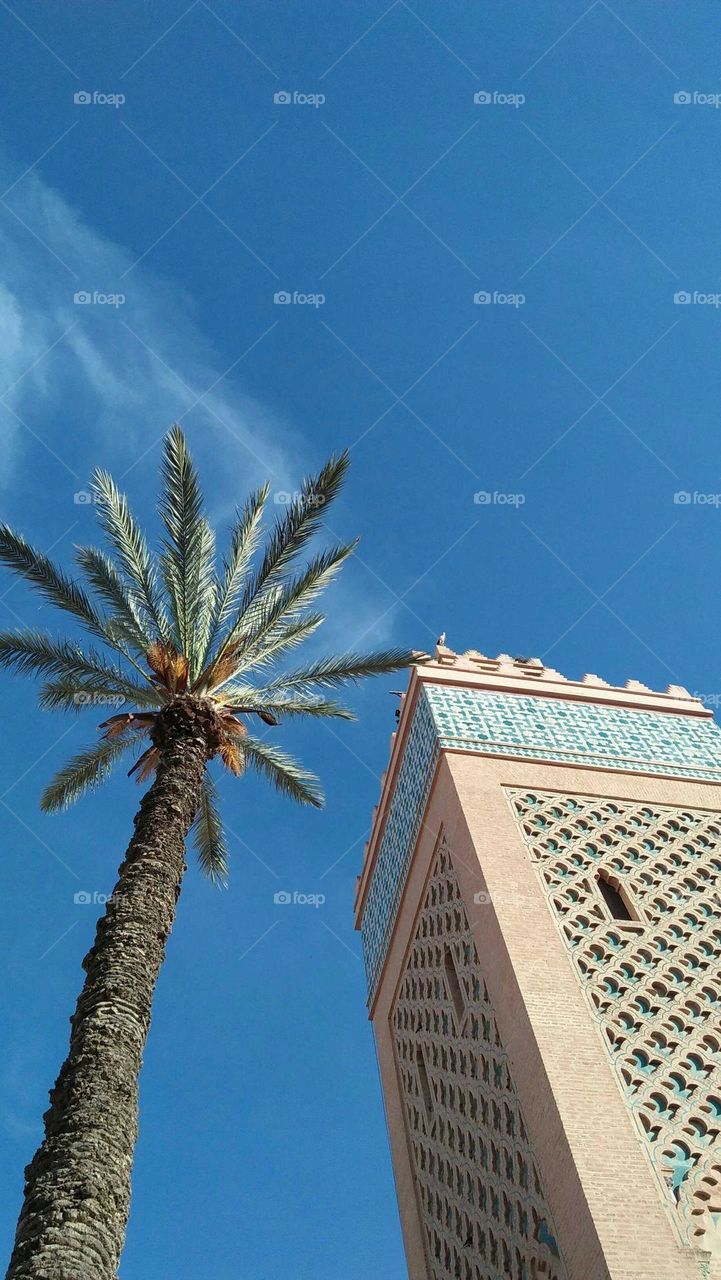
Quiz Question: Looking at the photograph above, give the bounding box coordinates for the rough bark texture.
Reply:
[6,698,220,1280]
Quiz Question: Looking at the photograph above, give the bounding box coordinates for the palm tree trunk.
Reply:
[6,700,214,1280]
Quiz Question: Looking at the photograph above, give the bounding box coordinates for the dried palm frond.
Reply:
[128,745,160,782]
[99,712,157,738]
[219,739,244,776]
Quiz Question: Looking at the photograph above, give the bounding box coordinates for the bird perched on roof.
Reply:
[437,632,446,646]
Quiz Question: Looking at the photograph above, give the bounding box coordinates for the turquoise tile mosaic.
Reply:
[425,684,721,780]
[361,688,439,998]
[361,682,721,1000]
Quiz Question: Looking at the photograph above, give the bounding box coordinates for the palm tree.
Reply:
[1,427,424,1280]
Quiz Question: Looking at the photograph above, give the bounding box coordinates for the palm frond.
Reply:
[208,614,324,687]
[158,425,213,668]
[213,545,354,694]
[223,690,355,721]
[191,773,228,885]
[244,452,349,608]
[0,525,107,640]
[91,468,169,640]
[75,546,151,654]
[219,738,244,775]
[261,647,420,695]
[196,453,349,686]
[0,631,160,707]
[128,744,160,782]
[257,542,355,628]
[146,639,189,694]
[247,613,325,667]
[190,518,217,677]
[38,675,160,713]
[99,711,157,737]
[202,484,269,664]
[239,735,324,808]
[40,731,142,812]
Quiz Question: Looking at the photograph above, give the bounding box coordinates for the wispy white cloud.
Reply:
[0,153,404,651]
[0,154,295,506]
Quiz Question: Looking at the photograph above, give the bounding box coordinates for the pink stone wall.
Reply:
[370,752,717,1280]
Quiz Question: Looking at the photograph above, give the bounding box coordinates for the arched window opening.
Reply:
[444,945,466,1025]
[597,871,635,921]
[416,1043,434,1119]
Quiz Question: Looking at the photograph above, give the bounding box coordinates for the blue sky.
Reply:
[0,2,719,1276]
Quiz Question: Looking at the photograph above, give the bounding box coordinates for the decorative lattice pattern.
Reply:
[508,789,721,1257]
[361,684,721,1004]
[392,838,568,1280]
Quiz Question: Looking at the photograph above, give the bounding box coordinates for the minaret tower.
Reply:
[354,647,721,1280]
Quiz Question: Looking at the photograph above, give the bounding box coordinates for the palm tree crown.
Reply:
[0,427,424,884]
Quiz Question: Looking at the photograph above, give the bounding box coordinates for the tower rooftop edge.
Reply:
[354,649,719,966]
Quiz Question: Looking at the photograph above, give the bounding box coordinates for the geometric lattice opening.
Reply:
[508,788,721,1257]
[444,945,467,1029]
[417,1042,434,1120]
[596,871,636,921]
[392,835,568,1280]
